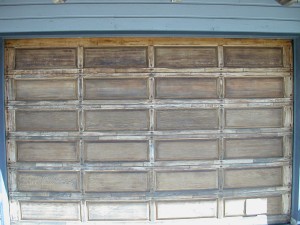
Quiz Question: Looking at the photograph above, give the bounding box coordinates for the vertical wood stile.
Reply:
[283,136,292,159]
[4,48,15,74]
[282,44,293,69]
[284,106,293,129]
[282,193,291,215]
[284,76,293,98]
[218,168,224,219]
[6,78,14,102]
[218,45,224,68]
[81,200,86,222]
[148,46,155,69]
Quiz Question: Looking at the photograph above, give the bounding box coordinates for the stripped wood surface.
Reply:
[5,38,293,224]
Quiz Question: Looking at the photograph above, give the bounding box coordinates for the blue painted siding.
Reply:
[0,0,299,34]
[292,37,300,225]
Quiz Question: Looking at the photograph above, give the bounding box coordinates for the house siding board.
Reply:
[0,1,299,34]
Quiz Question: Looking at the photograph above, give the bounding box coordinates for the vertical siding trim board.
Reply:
[292,37,300,225]
[0,38,9,225]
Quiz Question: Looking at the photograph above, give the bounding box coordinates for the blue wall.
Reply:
[0,0,299,35]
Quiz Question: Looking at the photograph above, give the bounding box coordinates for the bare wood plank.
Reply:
[20,201,80,221]
[85,110,149,131]
[155,47,218,68]
[17,141,79,162]
[15,110,78,131]
[5,38,291,48]
[156,170,217,191]
[224,137,283,159]
[85,172,149,192]
[15,48,77,69]
[225,108,283,128]
[84,78,148,100]
[156,109,219,130]
[17,171,80,192]
[156,77,218,99]
[225,78,284,98]
[84,47,148,68]
[87,202,149,221]
[156,139,219,161]
[156,200,217,220]
[224,167,283,188]
[84,141,149,162]
[223,47,283,68]
[15,79,78,100]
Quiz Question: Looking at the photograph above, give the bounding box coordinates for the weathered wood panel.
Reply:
[17,171,80,192]
[156,200,217,220]
[225,108,283,128]
[20,201,80,221]
[224,196,282,216]
[156,139,219,161]
[84,47,148,68]
[156,78,218,99]
[85,110,149,131]
[155,47,218,68]
[156,170,217,191]
[87,202,149,221]
[5,38,293,225]
[85,141,149,162]
[85,172,149,192]
[224,137,283,159]
[224,167,283,188]
[225,78,284,98]
[15,79,78,100]
[223,47,283,68]
[15,110,78,131]
[15,48,77,69]
[156,109,219,130]
[17,141,78,162]
[84,78,148,100]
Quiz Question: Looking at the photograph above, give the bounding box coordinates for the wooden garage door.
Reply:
[5,38,293,225]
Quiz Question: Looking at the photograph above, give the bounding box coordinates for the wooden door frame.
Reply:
[0,34,299,225]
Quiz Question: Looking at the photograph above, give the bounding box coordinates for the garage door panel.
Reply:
[156,109,219,130]
[156,139,219,161]
[224,137,283,159]
[16,141,79,162]
[84,78,148,100]
[85,110,149,131]
[225,77,284,98]
[85,172,150,192]
[84,47,148,68]
[224,167,283,189]
[225,108,283,128]
[87,202,150,221]
[224,196,282,217]
[155,47,218,68]
[156,170,217,191]
[15,48,77,70]
[156,200,217,220]
[85,141,149,162]
[223,47,283,68]
[156,77,218,99]
[15,110,78,131]
[17,171,80,192]
[5,38,293,224]
[20,201,81,221]
[15,79,78,101]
